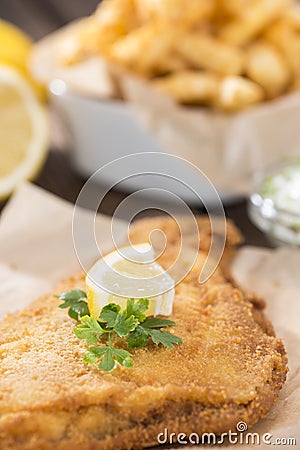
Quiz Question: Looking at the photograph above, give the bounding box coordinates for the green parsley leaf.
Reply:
[99,303,120,327]
[111,348,133,367]
[83,346,108,364]
[59,289,87,302]
[141,317,175,329]
[74,315,104,344]
[58,289,89,321]
[58,290,182,372]
[125,298,149,322]
[122,356,134,368]
[99,347,115,372]
[113,311,139,337]
[67,302,89,321]
[147,329,182,349]
[126,325,149,348]
[84,346,133,369]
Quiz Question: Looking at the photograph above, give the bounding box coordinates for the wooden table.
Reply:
[0,0,271,247]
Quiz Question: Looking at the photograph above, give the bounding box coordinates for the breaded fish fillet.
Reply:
[0,218,287,450]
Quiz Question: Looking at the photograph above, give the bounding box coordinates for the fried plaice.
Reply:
[0,217,287,450]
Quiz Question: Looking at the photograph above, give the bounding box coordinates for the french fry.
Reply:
[290,75,300,92]
[79,20,124,56]
[60,0,300,111]
[210,0,232,31]
[109,24,176,75]
[215,76,264,111]
[219,0,292,46]
[58,14,124,65]
[58,20,91,66]
[93,0,139,32]
[265,20,300,76]
[283,5,300,30]
[153,70,220,104]
[67,0,139,59]
[135,0,214,27]
[177,33,245,76]
[219,0,258,17]
[246,41,291,98]
[154,53,188,75]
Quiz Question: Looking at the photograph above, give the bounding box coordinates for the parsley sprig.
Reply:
[56,289,89,321]
[57,291,182,372]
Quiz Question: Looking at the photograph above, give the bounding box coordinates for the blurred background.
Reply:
[0,1,99,40]
[2,0,300,247]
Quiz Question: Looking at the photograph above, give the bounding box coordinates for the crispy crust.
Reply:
[129,215,243,272]
[129,215,243,252]
[0,217,287,450]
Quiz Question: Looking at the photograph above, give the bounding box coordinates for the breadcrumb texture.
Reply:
[0,217,287,450]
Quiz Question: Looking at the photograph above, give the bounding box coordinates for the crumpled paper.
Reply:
[118,72,300,194]
[30,21,117,99]
[0,184,299,448]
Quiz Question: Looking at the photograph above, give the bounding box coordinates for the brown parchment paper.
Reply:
[0,184,299,448]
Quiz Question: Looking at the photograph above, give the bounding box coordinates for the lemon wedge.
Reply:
[0,65,49,200]
[0,19,45,100]
[86,244,175,318]
[0,19,32,71]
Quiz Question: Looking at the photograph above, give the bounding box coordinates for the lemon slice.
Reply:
[86,243,175,318]
[0,65,49,200]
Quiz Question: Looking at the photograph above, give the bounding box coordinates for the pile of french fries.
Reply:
[62,0,300,112]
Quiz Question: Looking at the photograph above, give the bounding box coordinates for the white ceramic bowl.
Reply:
[50,80,236,206]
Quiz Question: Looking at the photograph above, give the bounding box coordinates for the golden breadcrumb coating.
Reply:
[0,217,287,450]
[129,215,242,251]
